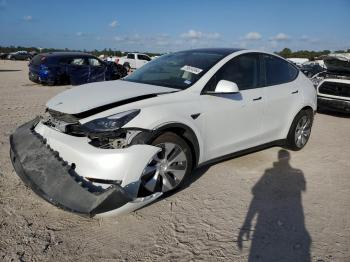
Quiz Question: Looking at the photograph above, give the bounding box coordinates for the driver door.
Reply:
[199,53,265,161]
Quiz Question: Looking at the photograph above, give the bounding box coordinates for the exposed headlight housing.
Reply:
[82,109,140,133]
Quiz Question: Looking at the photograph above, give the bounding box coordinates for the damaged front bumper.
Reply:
[10,118,162,217]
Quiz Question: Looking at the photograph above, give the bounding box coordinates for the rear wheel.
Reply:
[140,132,193,194]
[286,109,313,150]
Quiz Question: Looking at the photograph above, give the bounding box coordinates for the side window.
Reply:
[138,54,151,61]
[71,58,86,66]
[263,55,298,86]
[206,54,261,92]
[59,57,71,64]
[127,53,135,59]
[88,58,102,66]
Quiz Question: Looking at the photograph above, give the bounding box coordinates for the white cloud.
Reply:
[270,33,290,41]
[181,30,203,40]
[243,32,262,41]
[300,35,319,43]
[23,15,32,21]
[206,32,221,39]
[109,20,118,28]
[181,30,220,40]
[76,32,83,37]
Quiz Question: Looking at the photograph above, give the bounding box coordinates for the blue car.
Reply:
[29,52,127,86]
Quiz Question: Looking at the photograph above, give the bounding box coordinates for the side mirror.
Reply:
[214,80,239,93]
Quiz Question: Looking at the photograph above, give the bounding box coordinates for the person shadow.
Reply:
[237,149,311,262]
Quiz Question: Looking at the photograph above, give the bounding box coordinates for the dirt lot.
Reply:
[0,60,349,261]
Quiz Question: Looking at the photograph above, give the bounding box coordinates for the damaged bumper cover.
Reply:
[10,118,161,217]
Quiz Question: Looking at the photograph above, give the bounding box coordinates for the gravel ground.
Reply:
[0,60,349,261]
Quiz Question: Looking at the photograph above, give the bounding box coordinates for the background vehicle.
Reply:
[7,51,32,60]
[11,48,316,217]
[29,52,127,85]
[0,52,9,59]
[116,53,152,71]
[317,79,350,113]
[287,58,309,67]
[301,61,325,77]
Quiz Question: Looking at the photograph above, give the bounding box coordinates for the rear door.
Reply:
[88,57,106,83]
[260,54,300,142]
[68,57,90,85]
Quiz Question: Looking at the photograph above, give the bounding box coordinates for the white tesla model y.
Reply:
[10,48,316,217]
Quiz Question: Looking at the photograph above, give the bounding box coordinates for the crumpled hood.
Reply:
[46,80,176,114]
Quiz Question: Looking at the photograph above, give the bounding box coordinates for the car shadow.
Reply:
[236,149,311,262]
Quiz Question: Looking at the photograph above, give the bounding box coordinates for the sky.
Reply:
[0,0,349,53]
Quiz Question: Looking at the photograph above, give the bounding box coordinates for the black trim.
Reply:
[317,96,350,113]
[191,113,201,120]
[318,95,350,103]
[72,94,158,119]
[198,139,286,168]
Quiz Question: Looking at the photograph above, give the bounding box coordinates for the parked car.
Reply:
[29,52,127,86]
[7,51,32,60]
[10,48,316,217]
[317,79,350,113]
[300,61,325,78]
[313,53,350,113]
[116,52,152,71]
[0,52,9,59]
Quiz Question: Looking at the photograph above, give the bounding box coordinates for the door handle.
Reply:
[291,90,299,94]
[253,96,262,101]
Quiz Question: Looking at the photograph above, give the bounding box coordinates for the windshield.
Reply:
[124,51,226,89]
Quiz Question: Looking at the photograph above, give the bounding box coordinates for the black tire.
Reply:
[140,132,193,195]
[286,109,313,151]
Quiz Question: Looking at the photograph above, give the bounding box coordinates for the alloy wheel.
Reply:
[141,142,187,193]
[294,115,311,148]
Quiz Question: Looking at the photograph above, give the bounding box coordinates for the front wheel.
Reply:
[140,132,193,194]
[286,110,313,150]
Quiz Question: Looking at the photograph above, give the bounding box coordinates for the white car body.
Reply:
[10,49,316,217]
[116,53,151,70]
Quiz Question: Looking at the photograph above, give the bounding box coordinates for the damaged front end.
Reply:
[10,117,162,217]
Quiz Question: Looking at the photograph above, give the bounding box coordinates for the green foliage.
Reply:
[275,48,333,60]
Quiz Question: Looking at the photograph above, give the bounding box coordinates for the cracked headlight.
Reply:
[82,109,140,132]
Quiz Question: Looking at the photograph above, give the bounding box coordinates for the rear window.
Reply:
[127,53,135,59]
